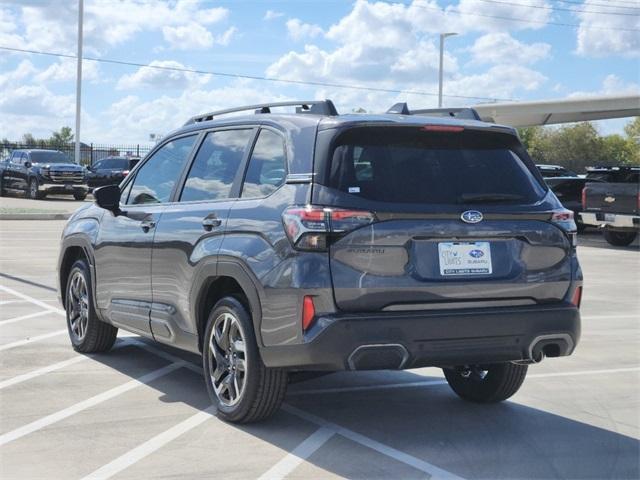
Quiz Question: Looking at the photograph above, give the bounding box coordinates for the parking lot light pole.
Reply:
[438,32,457,108]
[74,0,83,165]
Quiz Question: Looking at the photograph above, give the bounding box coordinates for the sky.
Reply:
[0,0,639,145]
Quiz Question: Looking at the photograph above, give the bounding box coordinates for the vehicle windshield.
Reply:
[29,151,72,164]
[328,127,547,205]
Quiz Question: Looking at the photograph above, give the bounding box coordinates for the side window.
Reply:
[180,129,253,202]
[241,129,286,198]
[127,135,196,205]
[93,160,104,170]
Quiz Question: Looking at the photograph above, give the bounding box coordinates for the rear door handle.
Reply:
[140,219,156,232]
[202,215,222,231]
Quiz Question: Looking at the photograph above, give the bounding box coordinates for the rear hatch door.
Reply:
[313,125,572,312]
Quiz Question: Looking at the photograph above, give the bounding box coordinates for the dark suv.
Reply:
[57,101,582,423]
[86,156,140,190]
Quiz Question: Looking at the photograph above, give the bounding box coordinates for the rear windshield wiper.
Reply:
[458,193,525,203]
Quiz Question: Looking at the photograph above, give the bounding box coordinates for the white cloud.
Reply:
[569,74,640,98]
[35,58,101,83]
[1,0,235,55]
[116,60,210,90]
[162,23,215,50]
[162,23,236,50]
[286,18,323,41]
[264,10,284,21]
[469,33,550,65]
[575,0,640,58]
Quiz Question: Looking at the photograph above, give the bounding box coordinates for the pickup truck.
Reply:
[580,166,639,246]
[0,149,88,200]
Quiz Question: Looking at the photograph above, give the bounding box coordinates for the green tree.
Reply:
[48,127,74,147]
[623,117,640,141]
[601,134,639,166]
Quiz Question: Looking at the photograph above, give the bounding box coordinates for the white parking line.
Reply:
[282,404,464,480]
[0,361,186,447]
[0,284,64,315]
[82,406,217,480]
[0,310,52,326]
[0,340,131,391]
[0,329,67,352]
[257,427,336,480]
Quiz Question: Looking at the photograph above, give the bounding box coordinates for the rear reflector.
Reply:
[302,295,316,331]
[421,125,464,133]
[571,286,582,308]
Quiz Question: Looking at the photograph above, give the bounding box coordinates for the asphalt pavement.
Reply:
[0,220,638,479]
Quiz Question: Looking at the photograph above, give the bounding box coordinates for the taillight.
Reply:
[550,208,577,247]
[282,205,376,251]
[571,286,582,308]
[581,187,587,210]
[122,170,130,176]
[302,295,316,331]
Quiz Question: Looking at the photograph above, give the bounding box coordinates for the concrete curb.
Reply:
[0,212,71,220]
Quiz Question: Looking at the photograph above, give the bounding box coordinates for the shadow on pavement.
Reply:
[88,338,640,480]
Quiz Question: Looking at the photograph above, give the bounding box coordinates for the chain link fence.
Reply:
[0,142,153,166]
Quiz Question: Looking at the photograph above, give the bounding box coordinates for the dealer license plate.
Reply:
[438,241,492,276]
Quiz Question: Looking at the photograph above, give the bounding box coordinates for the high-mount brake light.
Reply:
[282,206,376,251]
[550,208,578,247]
[421,125,464,133]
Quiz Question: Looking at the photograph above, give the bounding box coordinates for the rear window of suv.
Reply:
[327,127,546,205]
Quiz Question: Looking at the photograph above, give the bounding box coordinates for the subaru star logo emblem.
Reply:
[461,210,483,224]
[469,249,484,258]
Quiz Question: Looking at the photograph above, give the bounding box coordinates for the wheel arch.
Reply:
[58,234,96,309]
[191,258,264,352]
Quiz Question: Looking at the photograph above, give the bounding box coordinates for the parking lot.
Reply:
[0,218,638,479]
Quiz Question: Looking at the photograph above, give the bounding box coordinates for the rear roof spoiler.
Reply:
[386,103,482,121]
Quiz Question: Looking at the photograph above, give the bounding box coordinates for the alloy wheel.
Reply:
[67,271,89,341]
[208,312,247,406]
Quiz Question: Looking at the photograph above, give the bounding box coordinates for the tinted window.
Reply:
[328,127,546,205]
[241,129,286,198]
[101,158,129,169]
[180,129,253,202]
[29,151,70,164]
[127,135,196,205]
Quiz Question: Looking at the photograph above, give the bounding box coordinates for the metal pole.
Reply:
[438,32,457,108]
[438,34,444,108]
[74,0,83,165]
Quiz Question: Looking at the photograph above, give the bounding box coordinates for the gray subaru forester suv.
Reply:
[58,100,582,423]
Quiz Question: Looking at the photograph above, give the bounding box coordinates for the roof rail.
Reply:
[184,100,339,125]
[385,103,481,121]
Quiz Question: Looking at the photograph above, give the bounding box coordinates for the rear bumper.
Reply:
[580,212,639,230]
[260,304,581,371]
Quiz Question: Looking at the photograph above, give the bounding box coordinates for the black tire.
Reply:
[65,259,118,353]
[202,296,288,423]
[603,229,637,247]
[27,178,43,199]
[443,363,528,403]
[74,193,87,201]
[0,176,5,197]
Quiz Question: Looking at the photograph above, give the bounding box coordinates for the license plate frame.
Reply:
[438,241,493,276]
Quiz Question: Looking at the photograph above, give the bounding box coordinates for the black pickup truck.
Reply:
[580,167,639,246]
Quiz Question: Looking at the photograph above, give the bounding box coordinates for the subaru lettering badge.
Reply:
[461,210,483,224]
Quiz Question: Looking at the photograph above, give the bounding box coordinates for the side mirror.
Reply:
[94,184,121,213]
[24,161,32,169]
